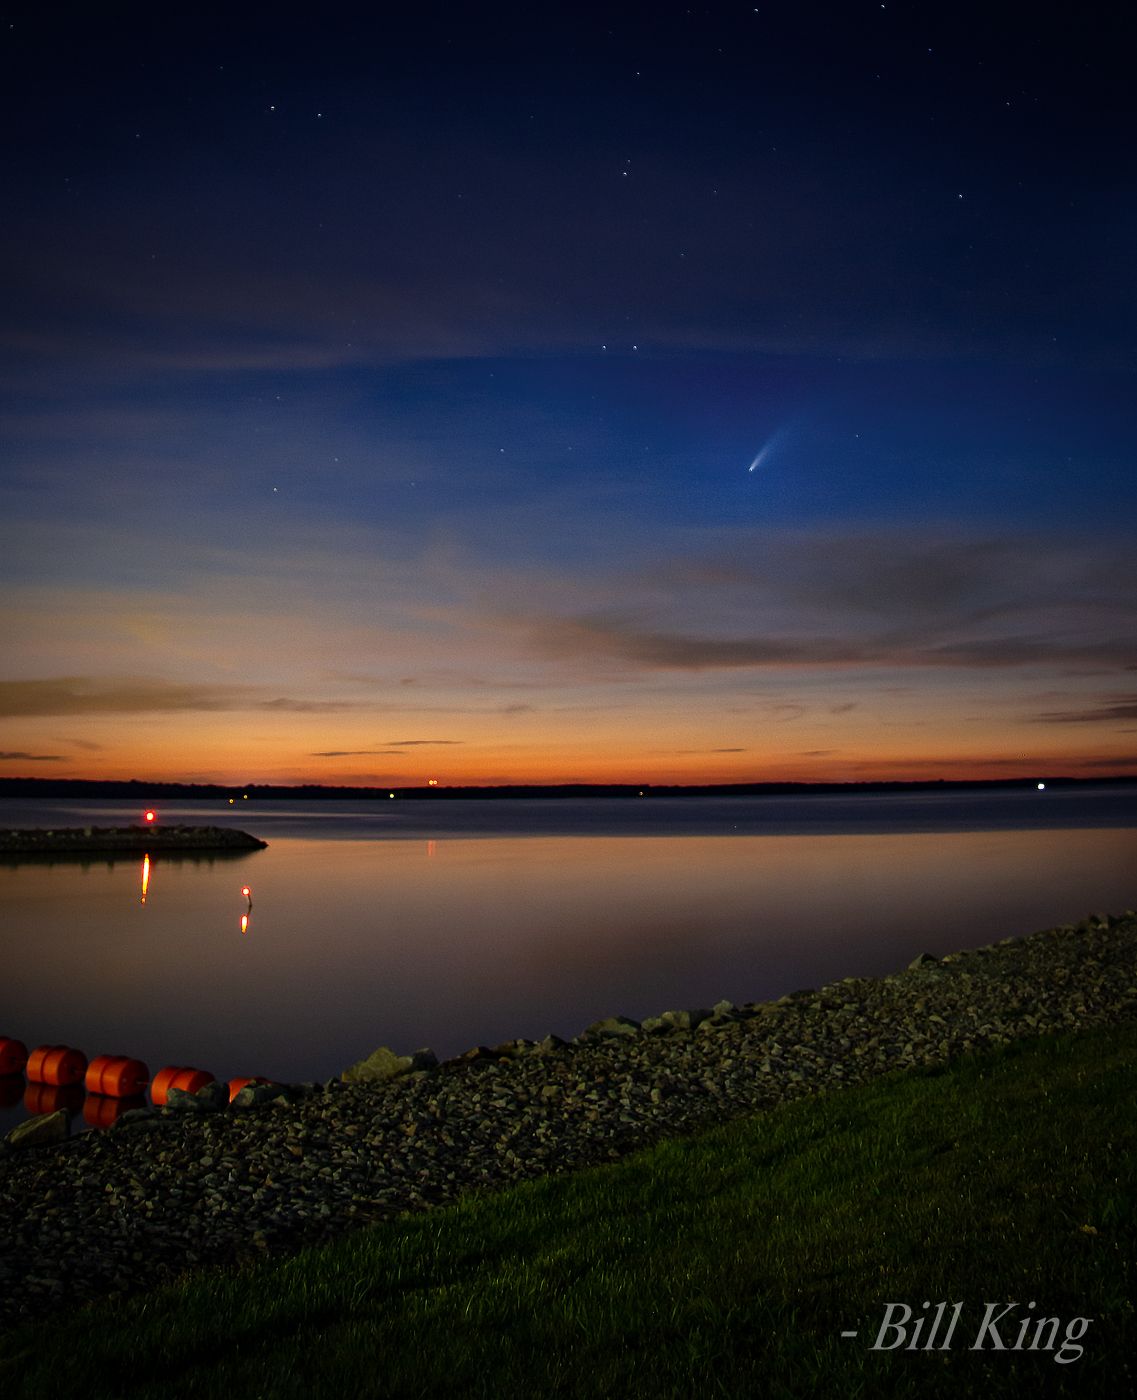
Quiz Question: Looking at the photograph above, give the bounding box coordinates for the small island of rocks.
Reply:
[0,825,268,855]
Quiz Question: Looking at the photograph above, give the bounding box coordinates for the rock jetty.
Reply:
[0,825,267,855]
[0,910,1134,1332]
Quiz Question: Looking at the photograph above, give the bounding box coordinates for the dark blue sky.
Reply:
[2,2,1135,784]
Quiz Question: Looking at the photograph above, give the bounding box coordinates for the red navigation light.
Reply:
[144,809,156,824]
[241,886,251,898]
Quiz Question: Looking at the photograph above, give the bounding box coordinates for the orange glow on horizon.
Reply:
[7,697,1136,788]
[14,743,1136,788]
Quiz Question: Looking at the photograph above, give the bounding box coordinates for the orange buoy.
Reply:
[26,1044,88,1086]
[24,1081,84,1116]
[83,1092,145,1129]
[85,1054,151,1099]
[150,1065,215,1105]
[0,1037,28,1074]
[227,1075,271,1101]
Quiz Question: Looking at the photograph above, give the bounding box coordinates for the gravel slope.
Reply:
[1,911,1134,1333]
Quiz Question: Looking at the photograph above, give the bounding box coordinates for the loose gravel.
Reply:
[1,911,1135,1333]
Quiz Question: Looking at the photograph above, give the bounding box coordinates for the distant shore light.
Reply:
[143,809,156,824]
[1037,782,1046,791]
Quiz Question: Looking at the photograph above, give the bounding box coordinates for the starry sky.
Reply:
[2,2,1135,786]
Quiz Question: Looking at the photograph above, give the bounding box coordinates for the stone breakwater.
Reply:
[0,826,267,855]
[1,911,1135,1333]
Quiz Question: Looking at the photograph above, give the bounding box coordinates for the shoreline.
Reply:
[1,909,1135,1333]
[3,776,1136,805]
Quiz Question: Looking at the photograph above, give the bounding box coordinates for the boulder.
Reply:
[231,1082,289,1109]
[582,1015,641,1040]
[660,1008,713,1032]
[341,1046,438,1083]
[442,1046,496,1068]
[194,1080,232,1111]
[112,1107,162,1128]
[7,1110,69,1149]
[489,1039,533,1059]
[165,1087,209,1112]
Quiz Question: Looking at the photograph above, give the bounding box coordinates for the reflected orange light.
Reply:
[141,853,150,904]
[426,839,436,858]
[241,912,249,935]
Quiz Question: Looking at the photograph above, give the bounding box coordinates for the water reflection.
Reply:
[25,1081,84,1117]
[0,849,262,873]
[1,818,1135,1140]
[84,1093,145,1129]
[141,853,151,904]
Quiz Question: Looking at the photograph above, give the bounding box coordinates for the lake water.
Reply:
[2,787,1135,1136]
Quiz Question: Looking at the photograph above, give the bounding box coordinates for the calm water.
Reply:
[2,788,1135,1135]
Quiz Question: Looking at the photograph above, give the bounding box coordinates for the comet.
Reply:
[747,425,791,472]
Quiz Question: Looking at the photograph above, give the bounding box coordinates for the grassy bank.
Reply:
[2,1023,1134,1399]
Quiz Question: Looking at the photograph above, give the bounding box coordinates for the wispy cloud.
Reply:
[519,610,1137,675]
[0,750,63,761]
[1032,698,1137,725]
[668,747,748,755]
[384,739,464,747]
[523,613,861,671]
[309,749,408,758]
[308,739,465,757]
[0,677,371,717]
[501,526,1137,678]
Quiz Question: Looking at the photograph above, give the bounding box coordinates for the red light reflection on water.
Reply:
[141,853,151,904]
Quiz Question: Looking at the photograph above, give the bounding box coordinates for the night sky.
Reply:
[2,2,1135,785]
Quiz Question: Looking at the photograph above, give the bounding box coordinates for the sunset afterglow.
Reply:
[1,9,1133,788]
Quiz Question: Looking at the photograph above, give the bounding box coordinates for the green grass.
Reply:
[2,1025,1135,1398]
